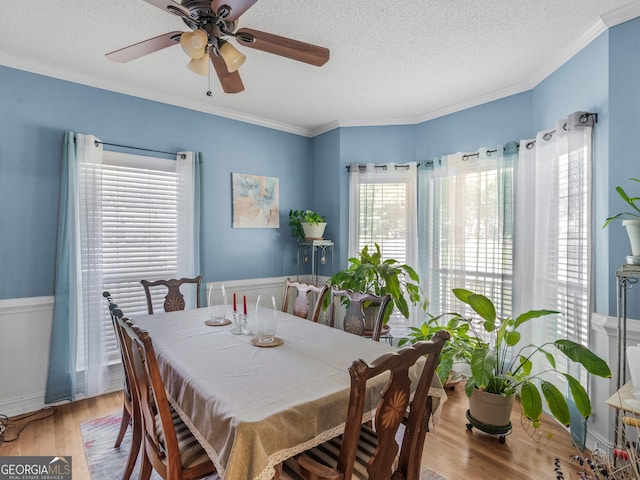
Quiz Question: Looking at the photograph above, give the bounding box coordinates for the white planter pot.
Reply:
[623,219,640,257]
[302,222,327,240]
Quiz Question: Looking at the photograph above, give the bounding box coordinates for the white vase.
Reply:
[627,344,640,399]
[301,222,327,240]
[623,219,640,257]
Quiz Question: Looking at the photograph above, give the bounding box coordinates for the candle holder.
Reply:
[239,313,250,335]
[230,311,243,335]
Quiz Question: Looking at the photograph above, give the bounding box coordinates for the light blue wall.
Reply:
[609,18,640,318]
[414,92,533,160]
[0,65,312,300]
[310,128,341,277]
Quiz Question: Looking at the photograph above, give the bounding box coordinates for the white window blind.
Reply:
[358,182,408,263]
[88,151,180,365]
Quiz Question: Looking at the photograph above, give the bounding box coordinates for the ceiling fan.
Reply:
[106,0,330,94]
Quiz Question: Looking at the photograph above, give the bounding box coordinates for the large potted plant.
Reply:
[289,209,327,241]
[325,243,425,325]
[603,177,640,259]
[451,288,611,436]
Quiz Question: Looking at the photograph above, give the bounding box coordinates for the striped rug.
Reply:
[81,413,446,480]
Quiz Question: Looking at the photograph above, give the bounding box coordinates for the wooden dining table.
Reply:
[133,305,447,480]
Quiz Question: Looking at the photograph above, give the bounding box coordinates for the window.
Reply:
[348,162,420,324]
[357,182,409,263]
[420,146,517,327]
[77,150,197,371]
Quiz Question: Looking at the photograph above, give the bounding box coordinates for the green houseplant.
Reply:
[452,288,611,431]
[398,313,482,387]
[602,177,640,257]
[325,243,425,324]
[289,209,327,241]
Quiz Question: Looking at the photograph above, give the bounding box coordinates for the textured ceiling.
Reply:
[1,0,639,135]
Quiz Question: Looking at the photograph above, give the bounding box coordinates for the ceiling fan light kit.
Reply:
[105,0,330,93]
[219,40,246,72]
[187,54,210,75]
[180,29,208,59]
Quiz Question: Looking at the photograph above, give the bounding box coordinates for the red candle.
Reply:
[243,295,247,315]
[233,293,237,312]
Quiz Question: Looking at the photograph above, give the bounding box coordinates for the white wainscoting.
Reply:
[0,296,55,417]
[588,312,640,451]
[0,275,325,417]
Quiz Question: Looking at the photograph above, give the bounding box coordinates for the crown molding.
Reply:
[0,53,311,137]
[525,18,609,90]
[602,0,640,27]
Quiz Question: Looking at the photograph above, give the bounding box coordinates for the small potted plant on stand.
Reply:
[603,177,640,264]
[451,288,611,443]
[289,209,327,241]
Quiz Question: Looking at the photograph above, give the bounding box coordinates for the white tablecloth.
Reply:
[134,306,446,480]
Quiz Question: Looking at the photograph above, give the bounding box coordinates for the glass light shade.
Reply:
[187,55,209,76]
[180,30,208,59]
[219,41,246,72]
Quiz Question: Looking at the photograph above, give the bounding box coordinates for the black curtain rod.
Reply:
[94,140,186,159]
[345,146,512,171]
[346,163,413,171]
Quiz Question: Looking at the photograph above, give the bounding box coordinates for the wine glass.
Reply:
[208,283,229,325]
[255,294,277,344]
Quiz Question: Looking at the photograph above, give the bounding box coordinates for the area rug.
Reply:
[81,413,446,480]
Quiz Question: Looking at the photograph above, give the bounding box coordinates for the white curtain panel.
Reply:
[176,151,198,309]
[514,112,593,448]
[76,135,108,398]
[515,112,593,356]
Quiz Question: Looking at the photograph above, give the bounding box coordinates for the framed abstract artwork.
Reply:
[232,173,280,228]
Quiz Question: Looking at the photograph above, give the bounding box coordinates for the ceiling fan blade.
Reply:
[235,28,329,66]
[144,0,192,19]
[106,31,182,63]
[210,51,245,93]
[211,0,259,21]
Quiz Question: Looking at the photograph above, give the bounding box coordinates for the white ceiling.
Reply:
[1,0,640,136]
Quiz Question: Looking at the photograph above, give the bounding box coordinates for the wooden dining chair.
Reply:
[328,288,392,342]
[283,330,450,480]
[116,315,217,480]
[140,275,202,314]
[281,278,329,322]
[103,291,141,480]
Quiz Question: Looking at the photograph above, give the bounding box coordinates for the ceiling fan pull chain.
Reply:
[206,57,213,97]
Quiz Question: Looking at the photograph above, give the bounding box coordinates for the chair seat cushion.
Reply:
[155,406,211,469]
[283,425,381,480]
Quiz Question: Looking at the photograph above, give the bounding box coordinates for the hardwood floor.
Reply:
[0,392,122,479]
[0,387,586,479]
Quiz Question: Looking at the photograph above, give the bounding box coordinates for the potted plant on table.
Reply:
[451,288,611,439]
[603,177,640,260]
[289,209,327,241]
[325,243,425,326]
